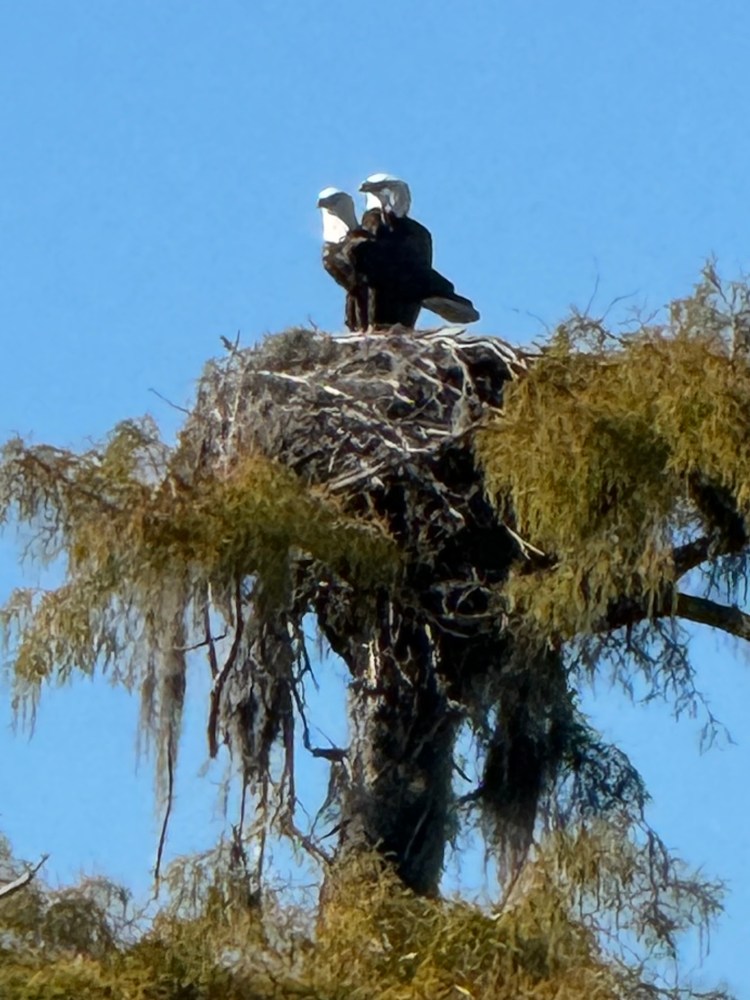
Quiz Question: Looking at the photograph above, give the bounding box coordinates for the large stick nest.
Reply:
[182,325,533,639]
[189,326,530,473]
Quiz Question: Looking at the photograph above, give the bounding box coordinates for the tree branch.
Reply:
[673,536,712,579]
[521,533,727,586]
[153,729,175,889]
[675,592,750,641]
[0,853,48,900]
[599,587,750,643]
[207,580,244,759]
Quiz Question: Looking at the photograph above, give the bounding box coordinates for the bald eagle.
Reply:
[317,187,371,332]
[359,174,480,327]
[317,185,417,329]
[317,176,480,331]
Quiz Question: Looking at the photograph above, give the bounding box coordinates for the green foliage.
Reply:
[0,419,397,706]
[476,266,750,642]
[0,832,728,999]
[0,413,399,830]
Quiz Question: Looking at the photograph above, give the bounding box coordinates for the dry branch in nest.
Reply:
[176,325,536,660]
[177,324,532,662]
[186,326,529,522]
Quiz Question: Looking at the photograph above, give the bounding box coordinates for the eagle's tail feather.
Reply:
[422,293,480,324]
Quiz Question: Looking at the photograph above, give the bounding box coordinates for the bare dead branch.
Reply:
[148,387,191,415]
[203,601,221,680]
[207,580,244,759]
[280,815,333,866]
[0,853,49,900]
[153,730,175,890]
[175,631,227,654]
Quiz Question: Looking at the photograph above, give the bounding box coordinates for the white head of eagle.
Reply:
[359,174,412,219]
[317,187,358,244]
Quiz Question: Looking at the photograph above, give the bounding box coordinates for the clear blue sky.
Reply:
[1,1,749,994]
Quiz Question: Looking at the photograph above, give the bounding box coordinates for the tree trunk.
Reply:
[335,598,460,895]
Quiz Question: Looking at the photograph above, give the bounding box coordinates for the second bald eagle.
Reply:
[317,175,479,331]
